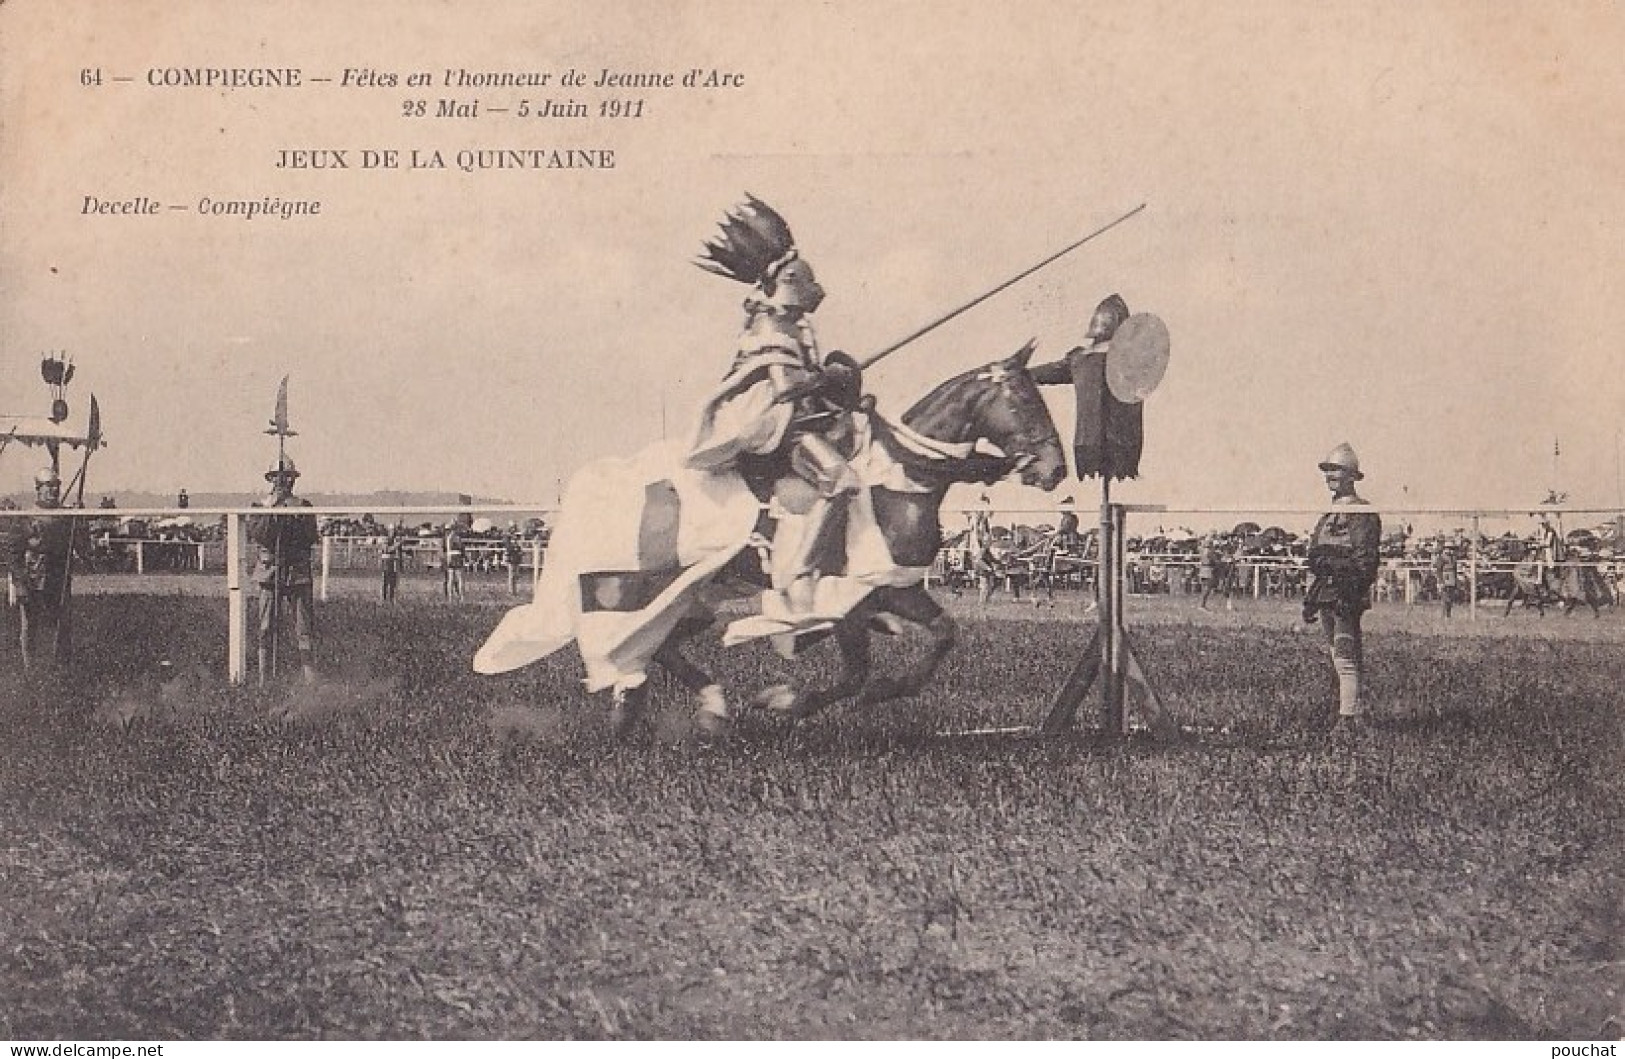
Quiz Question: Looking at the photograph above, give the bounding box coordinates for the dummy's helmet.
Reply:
[34,467,61,487]
[265,454,299,482]
[1317,442,1363,480]
[1087,294,1131,341]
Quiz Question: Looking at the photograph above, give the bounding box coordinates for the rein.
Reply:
[872,371,1038,488]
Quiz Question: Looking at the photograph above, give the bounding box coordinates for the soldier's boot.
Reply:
[772,434,859,617]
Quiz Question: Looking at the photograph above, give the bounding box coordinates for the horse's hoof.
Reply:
[751,683,799,713]
[609,707,642,739]
[789,696,827,722]
[609,684,648,738]
[868,613,908,636]
[693,708,734,741]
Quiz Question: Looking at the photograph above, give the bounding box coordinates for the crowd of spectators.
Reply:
[936,513,1623,606]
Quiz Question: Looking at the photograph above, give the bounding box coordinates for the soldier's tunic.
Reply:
[246,496,320,668]
[1304,495,1382,718]
[5,507,74,667]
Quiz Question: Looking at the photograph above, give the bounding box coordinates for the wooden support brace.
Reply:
[1041,626,1102,734]
[1118,630,1177,741]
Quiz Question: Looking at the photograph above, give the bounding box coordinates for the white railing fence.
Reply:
[0,502,1618,685]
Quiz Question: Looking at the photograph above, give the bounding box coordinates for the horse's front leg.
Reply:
[636,615,732,738]
[772,615,872,720]
[859,586,957,705]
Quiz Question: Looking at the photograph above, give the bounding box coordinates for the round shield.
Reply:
[1105,313,1170,403]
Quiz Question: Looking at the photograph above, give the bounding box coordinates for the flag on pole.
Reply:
[86,395,102,452]
[266,375,297,437]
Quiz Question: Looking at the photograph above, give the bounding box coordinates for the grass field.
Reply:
[0,582,1619,1040]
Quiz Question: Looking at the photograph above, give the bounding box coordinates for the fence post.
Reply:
[1469,515,1480,621]
[531,538,542,592]
[226,513,246,685]
[320,535,331,602]
[135,540,144,575]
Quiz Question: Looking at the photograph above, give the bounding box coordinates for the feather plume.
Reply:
[695,194,797,285]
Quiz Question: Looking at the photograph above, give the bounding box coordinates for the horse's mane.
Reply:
[899,363,991,439]
[864,363,1024,487]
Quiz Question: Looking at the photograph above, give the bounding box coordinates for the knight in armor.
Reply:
[687,195,864,619]
[246,454,321,683]
[5,468,76,669]
[1301,443,1382,732]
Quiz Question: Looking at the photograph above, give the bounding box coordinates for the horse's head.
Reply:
[901,340,1067,491]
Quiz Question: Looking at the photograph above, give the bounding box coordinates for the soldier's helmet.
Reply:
[265,454,300,482]
[1087,294,1131,342]
[1317,442,1363,480]
[34,467,60,487]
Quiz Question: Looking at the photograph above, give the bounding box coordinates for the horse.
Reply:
[1502,562,1610,618]
[474,341,1066,733]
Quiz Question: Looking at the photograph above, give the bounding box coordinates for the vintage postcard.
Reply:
[1,0,1620,1044]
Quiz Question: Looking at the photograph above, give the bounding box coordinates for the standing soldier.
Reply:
[443,518,468,602]
[1197,532,1219,610]
[686,194,864,623]
[1056,502,1082,553]
[247,455,320,683]
[6,468,75,670]
[1433,537,1461,618]
[380,525,404,602]
[503,530,524,596]
[1534,513,1564,592]
[1301,443,1382,732]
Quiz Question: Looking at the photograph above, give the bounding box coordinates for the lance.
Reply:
[772,203,1146,408]
[262,375,297,682]
[56,394,102,660]
[858,202,1146,370]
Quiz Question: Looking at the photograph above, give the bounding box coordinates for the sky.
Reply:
[2,0,1622,530]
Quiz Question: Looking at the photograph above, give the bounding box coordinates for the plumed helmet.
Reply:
[1090,294,1131,339]
[34,467,60,487]
[696,194,801,291]
[1317,442,1363,480]
[265,454,299,482]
